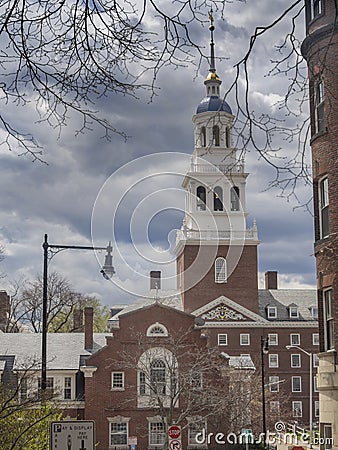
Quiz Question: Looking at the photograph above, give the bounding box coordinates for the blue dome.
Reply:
[196,96,232,115]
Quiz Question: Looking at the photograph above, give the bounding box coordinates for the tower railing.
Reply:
[176,226,258,243]
[189,162,245,174]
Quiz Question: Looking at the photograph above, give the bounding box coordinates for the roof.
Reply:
[196,96,232,115]
[258,289,317,321]
[0,333,108,371]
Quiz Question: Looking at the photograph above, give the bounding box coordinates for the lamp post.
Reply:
[41,234,115,391]
[261,336,269,449]
[286,345,313,447]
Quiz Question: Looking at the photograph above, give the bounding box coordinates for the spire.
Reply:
[204,10,222,96]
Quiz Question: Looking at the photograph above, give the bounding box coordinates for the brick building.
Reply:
[301,0,338,447]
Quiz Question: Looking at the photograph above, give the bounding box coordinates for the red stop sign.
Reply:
[168,425,181,440]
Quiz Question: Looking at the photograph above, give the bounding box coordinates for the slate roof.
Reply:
[258,289,317,321]
[0,333,108,371]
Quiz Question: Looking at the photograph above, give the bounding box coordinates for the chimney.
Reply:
[73,308,84,332]
[150,271,161,290]
[265,271,278,290]
[0,291,10,332]
[84,307,94,350]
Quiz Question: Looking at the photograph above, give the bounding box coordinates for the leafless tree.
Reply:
[6,271,109,332]
[104,327,267,447]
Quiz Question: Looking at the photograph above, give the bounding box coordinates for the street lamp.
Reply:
[41,233,115,392]
[286,345,313,447]
[261,336,269,449]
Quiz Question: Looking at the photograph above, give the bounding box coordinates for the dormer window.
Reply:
[146,323,168,337]
[289,306,299,319]
[267,306,277,319]
[310,306,318,319]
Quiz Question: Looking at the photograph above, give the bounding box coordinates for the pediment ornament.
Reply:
[201,304,246,321]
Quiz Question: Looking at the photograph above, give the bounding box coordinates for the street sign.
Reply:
[169,440,182,450]
[168,425,181,440]
[128,436,138,445]
[50,420,95,450]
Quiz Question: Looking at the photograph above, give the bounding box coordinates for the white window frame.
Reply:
[64,376,72,400]
[111,372,125,391]
[289,306,299,318]
[218,333,228,346]
[270,401,280,414]
[269,376,279,392]
[315,400,319,417]
[269,354,279,368]
[240,333,250,346]
[313,354,319,367]
[291,354,301,368]
[315,79,325,133]
[319,176,329,238]
[188,419,207,448]
[292,376,302,392]
[146,323,168,337]
[148,420,166,448]
[311,307,318,319]
[312,333,319,345]
[314,375,318,392]
[109,419,129,448]
[310,0,323,21]
[215,257,227,283]
[323,289,334,350]
[292,401,303,417]
[267,307,277,319]
[290,334,300,346]
[324,425,333,450]
[268,333,278,346]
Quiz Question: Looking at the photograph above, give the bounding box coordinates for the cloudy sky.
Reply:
[0,0,316,307]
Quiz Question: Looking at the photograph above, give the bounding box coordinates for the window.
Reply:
[139,371,146,395]
[319,177,329,238]
[292,376,302,392]
[269,354,279,368]
[38,377,54,399]
[230,186,240,211]
[292,401,303,417]
[240,334,250,346]
[190,372,203,390]
[313,333,319,345]
[149,422,165,447]
[200,126,206,147]
[324,425,333,450]
[315,400,319,417]
[213,125,220,146]
[313,354,319,367]
[324,289,334,350]
[311,307,318,319]
[291,354,301,368]
[150,359,166,395]
[270,401,280,414]
[225,127,230,147]
[64,377,72,399]
[315,79,325,133]
[314,376,318,392]
[267,307,277,319]
[110,422,128,447]
[196,186,206,211]
[215,257,227,283]
[289,307,299,318]
[188,420,206,446]
[218,334,228,346]
[290,334,300,346]
[310,0,323,20]
[20,377,28,401]
[269,376,280,392]
[112,372,125,390]
[268,334,278,346]
[213,186,223,211]
[147,323,168,337]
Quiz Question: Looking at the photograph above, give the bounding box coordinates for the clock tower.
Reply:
[175,15,260,314]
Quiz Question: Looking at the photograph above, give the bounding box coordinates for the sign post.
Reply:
[168,425,182,450]
[50,421,95,450]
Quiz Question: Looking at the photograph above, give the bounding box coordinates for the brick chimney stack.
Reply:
[265,271,278,290]
[73,308,84,332]
[0,291,10,332]
[84,307,94,350]
[150,271,161,290]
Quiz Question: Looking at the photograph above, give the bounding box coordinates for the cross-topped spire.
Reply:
[208,10,216,73]
[204,10,222,97]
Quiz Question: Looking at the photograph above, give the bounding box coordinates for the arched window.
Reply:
[213,186,223,211]
[146,323,168,337]
[196,186,206,211]
[215,257,227,283]
[225,127,230,148]
[150,359,166,395]
[213,125,220,146]
[230,186,240,211]
[200,126,206,147]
